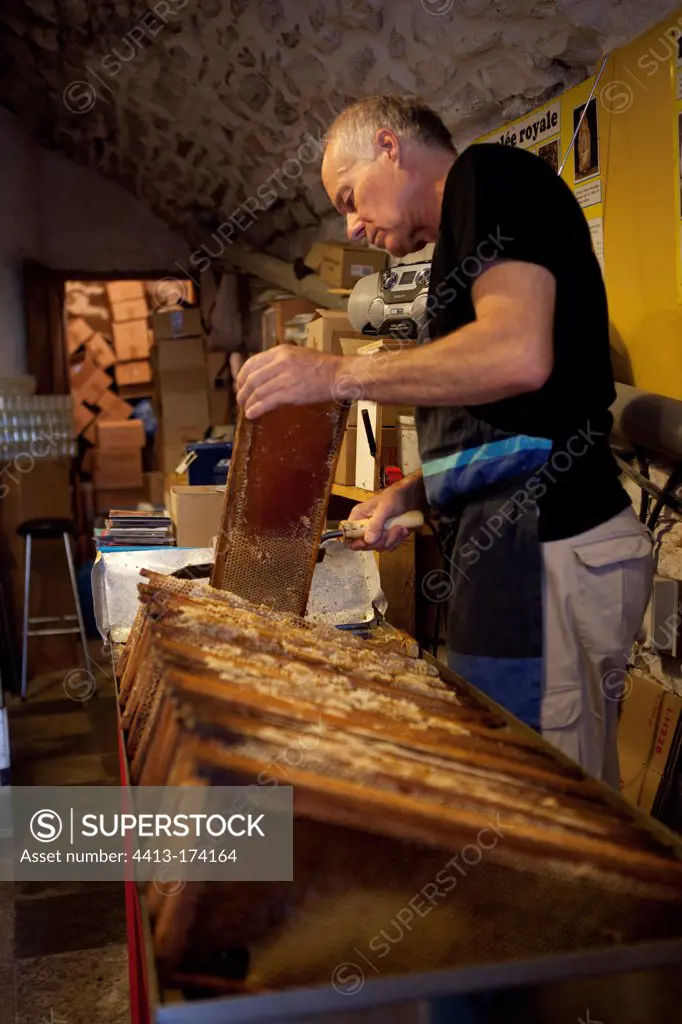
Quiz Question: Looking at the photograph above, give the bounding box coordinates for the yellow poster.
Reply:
[477,86,605,274]
[675,37,682,302]
[568,92,605,275]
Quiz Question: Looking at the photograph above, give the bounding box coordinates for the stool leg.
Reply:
[21,533,32,700]
[63,533,90,680]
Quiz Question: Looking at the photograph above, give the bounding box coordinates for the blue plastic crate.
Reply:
[186,441,232,485]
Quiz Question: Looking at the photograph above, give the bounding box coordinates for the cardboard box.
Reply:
[97,418,145,451]
[0,457,72,524]
[70,357,111,406]
[67,317,94,355]
[93,447,143,489]
[208,383,230,426]
[145,471,164,506]
[112,319,151,361]
[155,336,205,372]
[158,368,207,394]
[170,485,224,548]
[261,298,318,349]
[618,671,682,813]
[163,470,187,511]
[306,310,367,355]
[73,401,96,438]
[107,281,145,304]
[161,444,189,475]
[115,359,152,387]
[335,426,357,486]
[94,486,148,516]
[206,351,230,425]
[110,297,148,323]
[152,308,203,341]
[339,337,372,358]
[86,333,116,370]
[97,389,134,422]
[306,242,387,290]
[161,391,210,435]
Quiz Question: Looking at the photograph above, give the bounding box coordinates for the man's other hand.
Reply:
[236,346,342,419]
[346,484,416,553]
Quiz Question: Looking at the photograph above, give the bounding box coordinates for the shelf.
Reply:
[331,484,373,502]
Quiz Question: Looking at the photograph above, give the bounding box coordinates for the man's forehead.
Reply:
[322,146,355,203]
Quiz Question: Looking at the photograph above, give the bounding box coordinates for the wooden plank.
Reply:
[378,532,416,636]
[330,483,373,502]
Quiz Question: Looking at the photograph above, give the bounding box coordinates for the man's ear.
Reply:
[374,128,400,163]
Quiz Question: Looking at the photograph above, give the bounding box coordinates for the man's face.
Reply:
[322,135,434,258]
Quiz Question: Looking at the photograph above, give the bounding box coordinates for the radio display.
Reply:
[399,270,416,285]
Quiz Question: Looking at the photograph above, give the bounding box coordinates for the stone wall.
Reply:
[2,0,681,263]
[0,106,190,374]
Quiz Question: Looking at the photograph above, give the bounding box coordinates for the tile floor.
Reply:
[1,641,129,1024]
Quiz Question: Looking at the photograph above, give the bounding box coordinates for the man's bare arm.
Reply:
[342,261,555,406]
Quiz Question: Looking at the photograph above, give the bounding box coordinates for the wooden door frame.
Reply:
[23,265,199,395]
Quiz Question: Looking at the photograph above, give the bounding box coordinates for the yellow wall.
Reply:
[478,9,682,399]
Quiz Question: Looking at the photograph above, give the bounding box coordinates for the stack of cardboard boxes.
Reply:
[108,281,153,390]
[92,419,146,513]
[261,296,318,349]
[152,308,210,474]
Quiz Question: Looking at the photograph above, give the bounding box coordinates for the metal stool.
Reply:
[17,518,89,700]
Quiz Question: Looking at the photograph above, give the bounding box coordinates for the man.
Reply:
[236,96,653,786]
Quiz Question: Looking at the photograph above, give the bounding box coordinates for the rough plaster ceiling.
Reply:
[0,0,680,265]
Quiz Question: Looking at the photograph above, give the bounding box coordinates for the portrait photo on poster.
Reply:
[573,98,599,181]
[537,138,559,173]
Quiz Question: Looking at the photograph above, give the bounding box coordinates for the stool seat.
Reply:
[17,518,76,540]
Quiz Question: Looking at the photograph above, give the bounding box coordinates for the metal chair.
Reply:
[17,518,89,699]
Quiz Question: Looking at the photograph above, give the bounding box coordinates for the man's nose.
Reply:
[346,213,365,243]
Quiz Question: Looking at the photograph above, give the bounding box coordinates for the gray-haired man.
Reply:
[237,96,652,786]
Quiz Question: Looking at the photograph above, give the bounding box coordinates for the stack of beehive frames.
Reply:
[117,571,682,998]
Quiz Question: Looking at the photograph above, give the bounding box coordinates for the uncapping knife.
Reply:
[320,510,424,544]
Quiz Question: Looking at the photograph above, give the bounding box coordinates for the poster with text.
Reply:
[485,101,561,152]
[588,217,604,275]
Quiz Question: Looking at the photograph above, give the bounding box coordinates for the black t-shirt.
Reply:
[419,142,629,541]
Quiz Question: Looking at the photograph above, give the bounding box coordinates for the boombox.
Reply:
[347,260,431,340]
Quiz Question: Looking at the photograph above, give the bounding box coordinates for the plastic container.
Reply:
[186,441,232,485]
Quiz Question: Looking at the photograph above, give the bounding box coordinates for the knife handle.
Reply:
[340,510,425,540]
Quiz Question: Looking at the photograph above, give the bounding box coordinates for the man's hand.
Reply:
[346,473,426,552]
[236,346,342,419]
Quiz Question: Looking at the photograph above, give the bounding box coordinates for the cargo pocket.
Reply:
[571,532,652,655]
[540,685,582,731]
[540,685,582,767]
